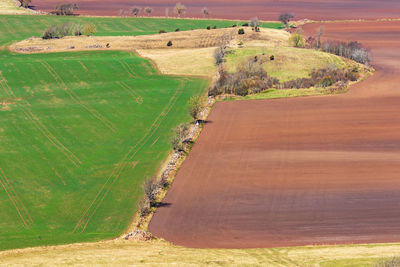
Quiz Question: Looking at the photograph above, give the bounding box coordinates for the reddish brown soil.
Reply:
[32,0,400,20]
[149,20,400,248]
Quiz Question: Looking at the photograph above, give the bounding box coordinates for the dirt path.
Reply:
[149,20,400,248]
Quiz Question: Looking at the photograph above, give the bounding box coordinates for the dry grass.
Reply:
[10,27,289,78]
[0,0,34,14]
[11,27,289,53]
[138,47,217,77]
[0,239,399,266]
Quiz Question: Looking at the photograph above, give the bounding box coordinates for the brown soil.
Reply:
[149,20,400,248]
[32,0,400,20]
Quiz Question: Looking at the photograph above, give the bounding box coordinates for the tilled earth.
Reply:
[32,0,400,20]
[149,20,400,248]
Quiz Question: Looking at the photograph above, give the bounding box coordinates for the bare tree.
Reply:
[131,6,141,17]
[201,7,209,18]
[174,2,186,17]
[278,13,295,29]
[188,95,204,121]
[250,17,261,32]
[144,7,153,16]
[165,7,169,17]
[316,26,324,48]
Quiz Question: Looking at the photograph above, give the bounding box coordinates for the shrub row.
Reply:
[209,57,279,96]
[281,66,360,89]
[42,22,96,39]
[320,41,371,65]
[209,56,361,97]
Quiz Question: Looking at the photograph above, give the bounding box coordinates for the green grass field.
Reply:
[0,15,282,46]
[0,14,262,250]
[0,49,208,250]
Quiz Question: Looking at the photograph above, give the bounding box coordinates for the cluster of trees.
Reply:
[52,3,78,16]
[120,3,210,18]
[209,55,361,97]
[209,57,279,97]
[289,27,370,65]
[320,41,371,65]
[281,65,360,89]
[42,22,96,39]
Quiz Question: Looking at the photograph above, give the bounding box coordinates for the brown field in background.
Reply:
[149,20,400,248]
[31,0,400,20]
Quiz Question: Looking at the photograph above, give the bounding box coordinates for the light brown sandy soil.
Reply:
[32,0,400,20]
[149,20,400,248]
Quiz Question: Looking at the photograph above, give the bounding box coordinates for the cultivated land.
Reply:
[1,4,400,266]
[32,0,400,20]
[149,20,400,249]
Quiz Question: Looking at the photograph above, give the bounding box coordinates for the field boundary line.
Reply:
[117,81,143,104]
[0,74,81,166]
[73,80,185,233]
[0,168,33,229]
[40,61,117,133]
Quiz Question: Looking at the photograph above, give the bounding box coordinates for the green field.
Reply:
[0,14,266,250]
[0,15,282,46]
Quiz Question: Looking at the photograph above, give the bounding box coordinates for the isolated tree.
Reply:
[188,95,204,121]
[144,7,153,16]
[54,3,78,16]
[316,26,324,48]
[250,17,261,32]
[82,23,96,36]
[201,7,209,18]
[131,6,141,17]
[288,32,305,47]
[142,176,159,206]
[170,123,190,151]
[17,0,31,8]
[174,2,186,17]
[278,13,295,29]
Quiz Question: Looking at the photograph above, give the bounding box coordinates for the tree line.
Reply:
[119,2,210,18]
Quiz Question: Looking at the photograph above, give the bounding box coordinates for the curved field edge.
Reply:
[1,239,399,266]
[0,14,282,46]
[0,49,208,250]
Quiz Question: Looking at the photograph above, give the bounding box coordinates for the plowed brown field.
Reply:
[32,0,400,20]
[149,21,400,248]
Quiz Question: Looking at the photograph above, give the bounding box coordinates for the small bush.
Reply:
[82,23,96,36]
[167,40,173,47]
[242,22,249,27]
[159,29,167,34]
[137,198,151,217]
[212,26,217,29]
[142,177,159,206]
[170,123,190,151]
[188,96,204,121]
[270,55,275,60]
[238,28,245,35]
[206,26,211,30]
[289,33,306,48]
[175,28,180,32]
[232,24,237,27]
